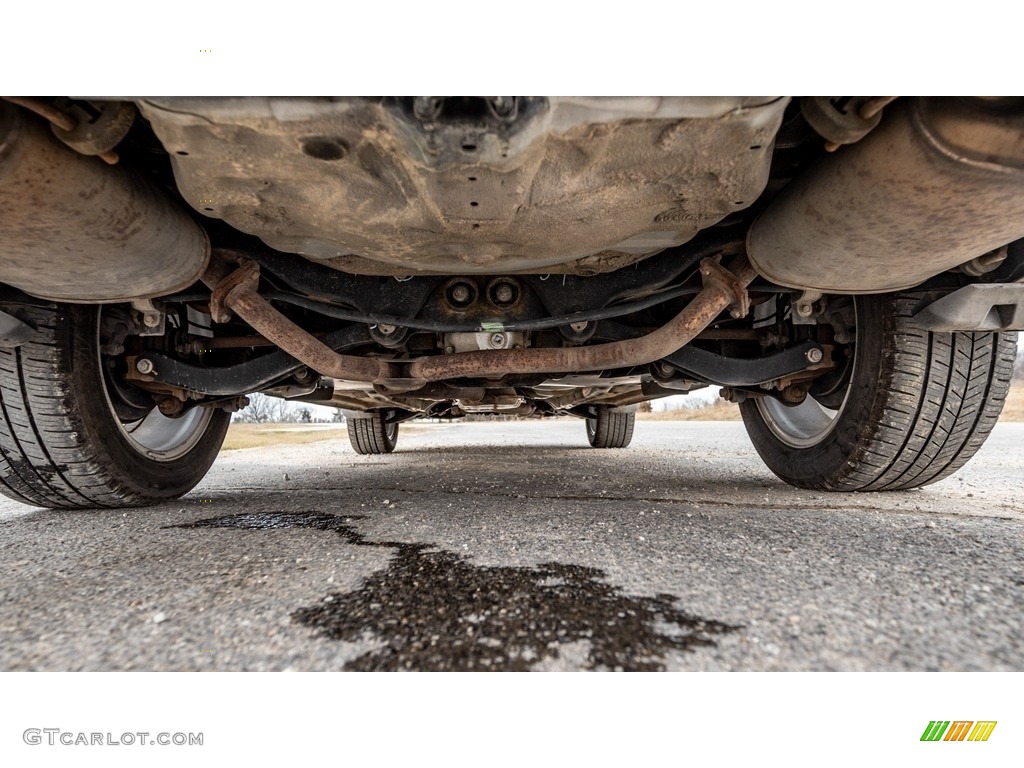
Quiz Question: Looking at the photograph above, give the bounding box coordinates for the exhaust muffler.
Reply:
[0,103,209,303]
[748,97,1024,293]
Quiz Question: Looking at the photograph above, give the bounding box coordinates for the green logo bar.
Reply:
[921,721,950,741]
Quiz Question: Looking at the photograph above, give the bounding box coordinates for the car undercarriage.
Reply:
[0,96,1020,508]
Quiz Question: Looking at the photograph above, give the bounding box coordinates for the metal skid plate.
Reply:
[140,97,786,276]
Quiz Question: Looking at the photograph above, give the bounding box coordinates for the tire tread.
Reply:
[587,409,635,449]
[347,414,398,455]
[740,291,1017,492]
[0,305,227,509]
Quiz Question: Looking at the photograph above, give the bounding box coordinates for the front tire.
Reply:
[0,304,230,509]
[740,292,1017,491]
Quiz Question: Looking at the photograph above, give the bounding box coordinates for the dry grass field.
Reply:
[1002,383,1024,421]
[638,398,741,421]
[222,424,350,451]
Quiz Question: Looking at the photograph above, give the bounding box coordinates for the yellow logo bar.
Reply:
[967,722,997,742]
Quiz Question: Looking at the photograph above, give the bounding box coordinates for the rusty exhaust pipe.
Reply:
[208,256,755,383]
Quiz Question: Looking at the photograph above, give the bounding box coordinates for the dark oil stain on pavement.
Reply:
[175,511,738,671]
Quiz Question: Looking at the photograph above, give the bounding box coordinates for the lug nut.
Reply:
[805,347,824,364]
[136,358,154,375]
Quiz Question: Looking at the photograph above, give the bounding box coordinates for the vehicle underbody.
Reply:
[0,96,1021,507]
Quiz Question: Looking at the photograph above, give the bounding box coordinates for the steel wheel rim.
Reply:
[113,406,213,460]
[755,299,856,449]
[98,309,213,461]
[756,394,844,448]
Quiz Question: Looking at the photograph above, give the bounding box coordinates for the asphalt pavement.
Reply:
[1,420,1022,671]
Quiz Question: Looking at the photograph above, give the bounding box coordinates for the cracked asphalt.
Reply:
[1,420,1022,671]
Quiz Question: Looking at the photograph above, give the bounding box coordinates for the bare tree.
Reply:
[233,393,301,423]
[234,393,276,423]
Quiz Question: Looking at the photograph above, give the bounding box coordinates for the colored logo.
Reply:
[921,721,997,742]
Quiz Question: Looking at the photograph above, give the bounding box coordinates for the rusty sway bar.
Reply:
[206,255,756,383]
[203,260,395,382]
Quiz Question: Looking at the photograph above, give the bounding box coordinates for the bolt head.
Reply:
[489,333,506,348]
[377,323,397,335]
[805,347,824,363]
[143,313,160,327]
[451,285,471,303]
[495,284,514,304]
[491,96,515,115]
[136,358,154,375]
[569,321,588,333]
[655,362,675,378]
[795,302,814,317]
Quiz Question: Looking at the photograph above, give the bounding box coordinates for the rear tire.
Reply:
[0,304,230,509]
[347,412,399,455]
[586,408,635,449]
[739,292,1017,491]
